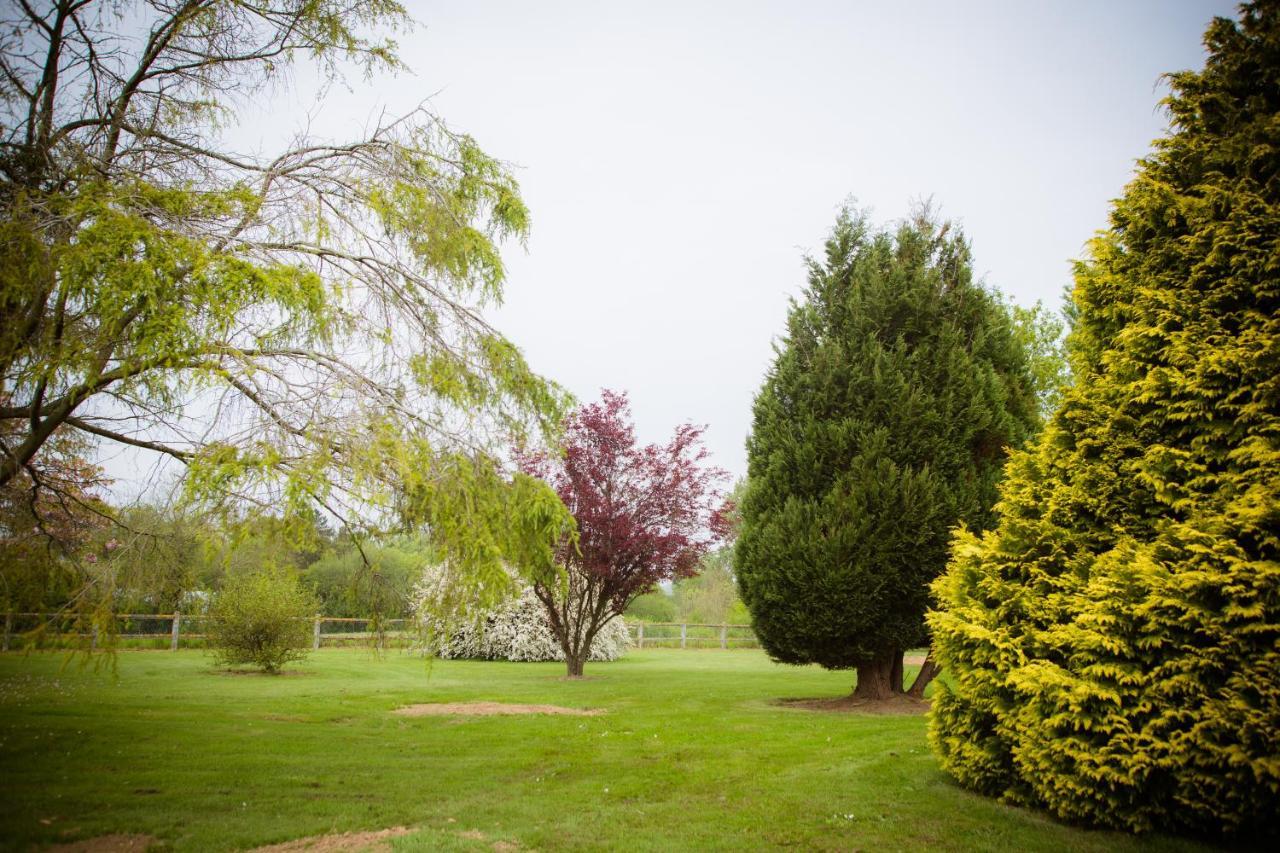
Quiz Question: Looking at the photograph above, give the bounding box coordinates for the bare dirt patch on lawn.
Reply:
[250,826,413,852]
[392,701,604,717]
[455,828,519,850]
[47,835,156,853]
[775,695,930,715]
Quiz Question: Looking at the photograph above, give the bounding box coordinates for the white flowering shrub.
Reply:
[413,569,629,662]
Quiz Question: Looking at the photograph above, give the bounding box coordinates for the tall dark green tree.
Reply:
[736,208,1039,700]
[928,3,1280,836]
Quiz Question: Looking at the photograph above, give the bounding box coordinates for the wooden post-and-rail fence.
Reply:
[0,613,421,651]
[0,614,761,652]
[629,622,757,650]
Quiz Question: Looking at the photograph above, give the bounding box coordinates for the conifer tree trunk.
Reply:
[852,651,898,700]
[890,648,905,695]
[907,650,941,699]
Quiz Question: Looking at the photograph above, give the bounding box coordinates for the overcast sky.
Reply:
[226,1,1234,486]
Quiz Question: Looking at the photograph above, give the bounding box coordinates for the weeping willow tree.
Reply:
[0,1,572,632]
[929,2,1280,837]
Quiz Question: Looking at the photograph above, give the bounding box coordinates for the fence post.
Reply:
[637,622,644,649]
[313,614,322,650]
[170,612,180,651]
[720,624,728,649]
[680,623,687,649]
[3,612,10,652]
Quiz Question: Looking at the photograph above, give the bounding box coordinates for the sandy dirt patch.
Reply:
[393,701,604,717]
[46,835,156,852]
[775,695,931,715]
[455,828,519,850]
[250,826,413,852]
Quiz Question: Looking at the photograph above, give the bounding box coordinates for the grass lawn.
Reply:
[0,648,1215,852]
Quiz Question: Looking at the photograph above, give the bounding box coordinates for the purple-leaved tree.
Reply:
[520,391,728,677]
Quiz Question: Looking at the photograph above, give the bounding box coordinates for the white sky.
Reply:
[118,0,1237,491]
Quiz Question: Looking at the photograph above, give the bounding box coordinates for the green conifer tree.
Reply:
[928,3,1280,836]
[735,208,1039,699]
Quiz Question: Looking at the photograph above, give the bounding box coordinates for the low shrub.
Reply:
[206,568,317,673]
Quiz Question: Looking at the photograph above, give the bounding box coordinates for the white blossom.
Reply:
[413,567,629,662]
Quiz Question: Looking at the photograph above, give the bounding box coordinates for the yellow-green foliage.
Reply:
[928,3,1280,837]
[0,0,575,625]
[207,568,318,674]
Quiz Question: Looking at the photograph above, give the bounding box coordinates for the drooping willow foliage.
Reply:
[0,1,572,625]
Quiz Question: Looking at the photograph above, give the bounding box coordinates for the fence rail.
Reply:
[1,613,760,652]
[627,622,759,650]
[0,612,416,651]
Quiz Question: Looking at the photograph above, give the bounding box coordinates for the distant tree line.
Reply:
[1,501,423,620]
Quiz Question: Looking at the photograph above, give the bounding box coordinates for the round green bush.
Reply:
[207,568,317,673]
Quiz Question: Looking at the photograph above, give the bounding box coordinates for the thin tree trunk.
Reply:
[852,651,897,701]
[906,649,941,699]
[556,627,581,677]
[558,626,587,678]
